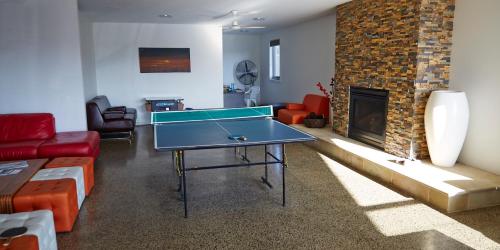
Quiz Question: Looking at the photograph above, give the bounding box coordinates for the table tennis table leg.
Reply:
[281,144,287,207]
[179,150,188,218]
[237,146,250,163]
[261,145,273,188]
[173,151,182,192]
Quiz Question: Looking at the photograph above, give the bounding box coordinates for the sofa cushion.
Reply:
[0,140,45,161]
[277,110,309,125]
[106,106,126,112]
[38,131,100,159]
[0,114,55,142]
[103,111,125,120]
[303,94,330,117]
[102,119,135,132]
[286,103,305,111]
[124,113,136,121]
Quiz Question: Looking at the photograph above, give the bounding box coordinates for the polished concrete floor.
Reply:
[57,126,500,249]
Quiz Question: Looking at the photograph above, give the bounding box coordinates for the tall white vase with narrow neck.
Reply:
[424,90,469,167]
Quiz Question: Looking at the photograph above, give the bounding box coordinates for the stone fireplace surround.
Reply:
[332,0,455,159]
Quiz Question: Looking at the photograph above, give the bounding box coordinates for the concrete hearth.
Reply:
[294,124,500,213]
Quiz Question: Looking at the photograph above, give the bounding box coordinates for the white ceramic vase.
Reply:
[424,90,469,167]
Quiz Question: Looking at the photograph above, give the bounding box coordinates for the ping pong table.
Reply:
[152,106,315,217]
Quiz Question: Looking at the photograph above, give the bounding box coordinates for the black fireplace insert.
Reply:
[348,87,389,149]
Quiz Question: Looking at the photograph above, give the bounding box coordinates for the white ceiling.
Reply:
[78,0,349,32]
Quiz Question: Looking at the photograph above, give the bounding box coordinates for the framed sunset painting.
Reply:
[138,48,191,73]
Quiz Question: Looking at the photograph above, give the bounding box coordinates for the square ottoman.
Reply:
[13,180,78,233]
[0,210,57,250]
[45,157,95,196]
[31,167,85,209]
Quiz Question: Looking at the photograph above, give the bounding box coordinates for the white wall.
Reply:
[223,34,261,90]
[80,16,98,101]
[0,0,87,131]
[93,23,223,124]
[450,0,500,175]
[260,14,336,104]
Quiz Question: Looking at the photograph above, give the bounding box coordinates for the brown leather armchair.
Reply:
[86,96,137,140]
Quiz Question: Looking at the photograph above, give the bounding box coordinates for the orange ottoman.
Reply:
[13,180,78,233]
[45,157,94,196]
[0,235,38,250]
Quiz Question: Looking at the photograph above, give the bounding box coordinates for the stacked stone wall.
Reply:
[333,0,455,158]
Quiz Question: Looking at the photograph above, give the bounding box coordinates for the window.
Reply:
[269,39,280,81]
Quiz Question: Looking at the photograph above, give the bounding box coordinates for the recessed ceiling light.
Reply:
[158,13,172,18]
[253,17,265,22]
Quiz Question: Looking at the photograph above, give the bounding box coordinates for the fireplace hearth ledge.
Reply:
[293,124,500,213]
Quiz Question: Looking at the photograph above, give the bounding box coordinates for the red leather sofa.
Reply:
[0,113,100,161]
[277,94,330,124]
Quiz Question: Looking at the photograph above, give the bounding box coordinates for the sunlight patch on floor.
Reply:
[366,203,455,236]
[365,203,499,249]
[318,153,412,207]
[317,152,498,249]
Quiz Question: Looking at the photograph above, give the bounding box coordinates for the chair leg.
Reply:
[128,131,134,144]
[99,131,135,143]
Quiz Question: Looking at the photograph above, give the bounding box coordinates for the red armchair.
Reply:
[278,94,330,124]
[0,113,100,161]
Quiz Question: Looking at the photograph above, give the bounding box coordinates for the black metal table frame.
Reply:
[171,144,287,218]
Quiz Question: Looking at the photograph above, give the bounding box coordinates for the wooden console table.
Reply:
[0,159,47,213]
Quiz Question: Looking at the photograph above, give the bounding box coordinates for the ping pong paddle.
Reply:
[228,135,247,141]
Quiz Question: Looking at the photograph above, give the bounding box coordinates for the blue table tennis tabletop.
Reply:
[154,117,315,151]
[151,106,317,217]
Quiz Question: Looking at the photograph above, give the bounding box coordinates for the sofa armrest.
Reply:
[286,103,305,110]
[107,106,126,112]
[103,110,125,115]
[103,111,125,120]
